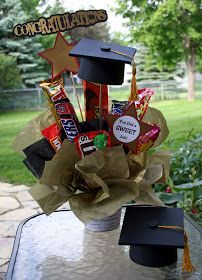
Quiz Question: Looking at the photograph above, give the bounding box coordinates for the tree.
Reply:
[0,0,48,87]
[0,53,22,89]
[115,0,202,100]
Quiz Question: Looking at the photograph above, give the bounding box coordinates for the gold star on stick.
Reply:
[105,102,154,153]
[38,32,79,78]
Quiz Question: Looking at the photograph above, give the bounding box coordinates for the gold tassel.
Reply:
[158,225,195,273]
[128,64,138,102]
[182,231,195,272]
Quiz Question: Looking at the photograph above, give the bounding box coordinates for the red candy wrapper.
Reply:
[137,125,160,153]
[111,88,154,121]
[74,130,110,158]
[41,123,62,151]
[135,88,155,121]
[83,81,108,121]
[54,98,80,142]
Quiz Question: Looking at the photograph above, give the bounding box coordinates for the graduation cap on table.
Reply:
[119,206,195,272]
[69,38,136,85]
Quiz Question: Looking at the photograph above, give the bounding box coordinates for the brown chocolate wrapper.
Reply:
[13,110,55,155]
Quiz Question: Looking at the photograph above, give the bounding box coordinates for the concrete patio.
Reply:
[0,182,42,280]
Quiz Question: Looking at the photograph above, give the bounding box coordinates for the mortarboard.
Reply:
[119,206,185,268]
[69,38,136,85]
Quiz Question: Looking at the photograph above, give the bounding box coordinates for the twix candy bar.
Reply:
[39,76,68,127]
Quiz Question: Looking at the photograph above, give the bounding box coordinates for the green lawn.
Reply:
[0,111,43,185]
[0,99,202,186]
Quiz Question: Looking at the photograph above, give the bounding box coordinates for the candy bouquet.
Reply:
[13,33,170,230]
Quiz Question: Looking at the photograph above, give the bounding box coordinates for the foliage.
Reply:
[115,0,202,99]
[0,0,111,88]
[170,133,202,185]
[154,134,202,226]
[135,44,184,82]
[0,0,48,87]
[0,53,22,89]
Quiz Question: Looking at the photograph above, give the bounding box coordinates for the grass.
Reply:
[0,99,202,186]
[151,99,202,149]
[0,111,43,185]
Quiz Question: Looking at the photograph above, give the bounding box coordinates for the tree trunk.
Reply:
[186,47,196,101]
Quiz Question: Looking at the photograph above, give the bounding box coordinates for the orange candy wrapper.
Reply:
[83,81,108,121]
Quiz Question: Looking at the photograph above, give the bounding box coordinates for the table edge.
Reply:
[6,208,202,280]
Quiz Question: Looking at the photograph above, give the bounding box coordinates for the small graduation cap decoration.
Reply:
[119,206,195,272]
[69,38,136,85]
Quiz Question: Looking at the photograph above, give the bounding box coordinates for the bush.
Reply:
[170,133,202,185]
[0,53,22,90]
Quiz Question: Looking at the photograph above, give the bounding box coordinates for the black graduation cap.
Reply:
[23,138,55,178]
[119,206,184,267]
[69,38,136,85]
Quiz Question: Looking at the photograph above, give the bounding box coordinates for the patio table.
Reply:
[6,209,202,280]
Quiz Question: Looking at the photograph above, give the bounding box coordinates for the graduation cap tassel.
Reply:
[182,231,195,273]
[128,63,138,102]
[158,225,195,273]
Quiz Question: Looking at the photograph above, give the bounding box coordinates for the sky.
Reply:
[47,0,129,33]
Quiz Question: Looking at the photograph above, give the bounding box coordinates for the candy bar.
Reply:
[83,81,108,121]
[54,98,80,142]
[137,125,160,153]
[74,130,109,158]
[41,123,62,151]
[111,100,129,115]
[39,76,68,127]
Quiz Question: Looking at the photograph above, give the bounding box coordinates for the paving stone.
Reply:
[0,185,29,193]
[16,191,32,202]
[0,197,20,212]
[0,238,14,259]
[0,262,8,273]
[0,222,19,238]
[0,208,38,221]
[21,200,40,209]
[0,210,7,216]
[0,272,6,280]
[0,183,12,190]
[0,259,9,268]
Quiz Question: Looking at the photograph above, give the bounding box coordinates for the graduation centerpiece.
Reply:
[13,29,195,272]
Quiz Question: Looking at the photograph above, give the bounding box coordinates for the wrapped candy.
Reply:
[74,130,110,158]
[41,123,62,151]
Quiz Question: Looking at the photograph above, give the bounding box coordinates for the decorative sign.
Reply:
[13,9,108,37]
[105,102,154,153]
[38,32,79,78]
[113,116,140,143]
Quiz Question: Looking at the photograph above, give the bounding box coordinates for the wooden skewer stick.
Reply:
[99,84,102,130]
[70,72,84,121]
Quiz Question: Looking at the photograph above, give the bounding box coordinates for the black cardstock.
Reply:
[13,9,108,37]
